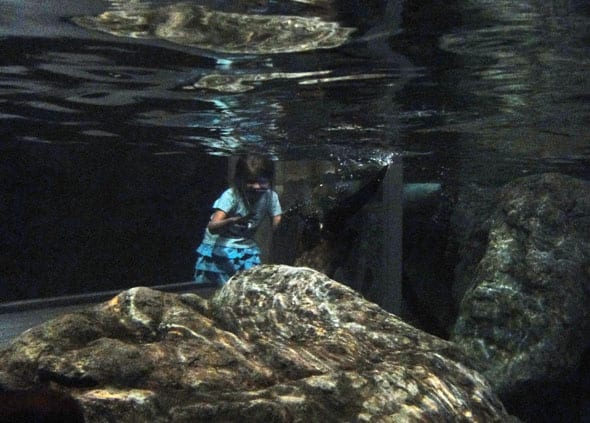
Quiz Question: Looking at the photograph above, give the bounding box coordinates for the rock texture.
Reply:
[1,265,515,422]
[451,173,590,398]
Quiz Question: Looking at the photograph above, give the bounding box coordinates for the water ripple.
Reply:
[436,0,590,169]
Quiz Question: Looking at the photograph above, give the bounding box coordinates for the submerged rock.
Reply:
[0,265,515,422]
[451,173,590,399]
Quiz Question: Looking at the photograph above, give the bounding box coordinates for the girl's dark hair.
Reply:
[232,155,274,200]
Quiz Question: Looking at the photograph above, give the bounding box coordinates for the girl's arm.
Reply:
[207,210,243,234]
[270,191,282,230]
[272,214,282,230]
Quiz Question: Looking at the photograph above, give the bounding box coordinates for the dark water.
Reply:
[1,0,589,301]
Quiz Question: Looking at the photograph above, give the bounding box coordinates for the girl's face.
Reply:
[246,177,270,193]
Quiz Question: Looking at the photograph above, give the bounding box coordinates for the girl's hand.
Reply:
[238,213,255,222]
[207,210,238,233]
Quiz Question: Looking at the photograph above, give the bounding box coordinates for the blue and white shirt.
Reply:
[200,188,282,249]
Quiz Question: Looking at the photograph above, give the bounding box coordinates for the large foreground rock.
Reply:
[0,265,514,422]
[451,173,590,399]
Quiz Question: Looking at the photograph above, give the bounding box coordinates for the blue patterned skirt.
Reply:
[194,243,261,286]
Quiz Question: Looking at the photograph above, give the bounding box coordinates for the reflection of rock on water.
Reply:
[72,3,355,54]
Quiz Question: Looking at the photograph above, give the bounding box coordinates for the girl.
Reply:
[194,155,282,285]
